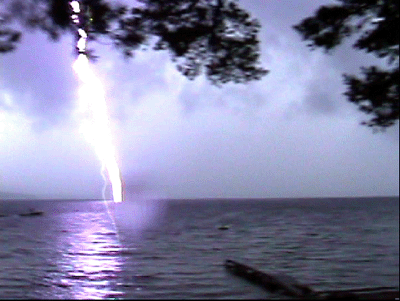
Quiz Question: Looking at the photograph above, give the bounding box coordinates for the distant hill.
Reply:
[0,191,36,200]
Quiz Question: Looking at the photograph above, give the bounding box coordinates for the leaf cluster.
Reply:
[0,0,268,86]
[294,0,399,129]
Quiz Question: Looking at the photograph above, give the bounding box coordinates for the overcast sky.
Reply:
[0,0,399,200]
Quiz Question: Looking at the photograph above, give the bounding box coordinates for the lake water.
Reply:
[0,196,398,299]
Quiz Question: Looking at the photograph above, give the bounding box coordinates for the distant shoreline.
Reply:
[0,198,103,202]
[167,196,399,202]
[0,191,36,200]
[1,195,398,202]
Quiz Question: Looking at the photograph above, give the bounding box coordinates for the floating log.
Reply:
[224,259,315,298]
[224,259,399,300]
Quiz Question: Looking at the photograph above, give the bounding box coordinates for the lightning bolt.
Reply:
[70,1,123,204]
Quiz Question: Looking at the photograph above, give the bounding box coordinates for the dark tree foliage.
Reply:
[294,0,399,129]
[0,0,268,86]
[0,26,20,53]
[0,11,21,53]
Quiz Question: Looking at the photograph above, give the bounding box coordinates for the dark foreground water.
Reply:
[0,196,398,299]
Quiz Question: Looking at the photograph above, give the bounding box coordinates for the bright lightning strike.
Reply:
[70,1,123,203]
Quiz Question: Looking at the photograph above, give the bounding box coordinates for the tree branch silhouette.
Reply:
[294,0,399,130]
[0,0,268,85]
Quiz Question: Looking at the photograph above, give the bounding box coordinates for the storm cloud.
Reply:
[0,0,398,199]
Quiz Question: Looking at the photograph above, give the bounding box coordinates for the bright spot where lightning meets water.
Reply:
[70,1,123,203]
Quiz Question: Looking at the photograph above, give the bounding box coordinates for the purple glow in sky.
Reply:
[0,1,398,200]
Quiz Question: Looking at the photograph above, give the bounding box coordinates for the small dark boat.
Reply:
[19,208,44,217]
[218,225,230,230]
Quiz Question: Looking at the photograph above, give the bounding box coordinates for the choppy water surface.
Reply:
[0,197,398,299]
